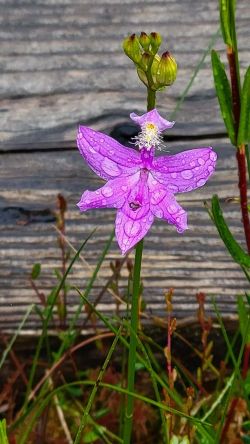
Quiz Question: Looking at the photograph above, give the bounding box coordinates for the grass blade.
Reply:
[238,67,250,145]
[0,304,34,371]
[211,50,236,145]
[73,326,122,444]
[210,195,250,268]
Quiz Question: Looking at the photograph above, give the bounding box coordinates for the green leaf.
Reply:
[211,195,250,268]
[31,263,41,280]
[220,0,233,46]
[243,420,250,432]
[211,50,236,145]
[238,67,250,145]
[237,295,250,343]
[244,372,250,396]
[83,429,101,443]
[0,419,9,444]
[211,50,236,144]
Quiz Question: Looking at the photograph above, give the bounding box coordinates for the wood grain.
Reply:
[0,0,249,332]
[0,138,248,331]
[0,0,249,146]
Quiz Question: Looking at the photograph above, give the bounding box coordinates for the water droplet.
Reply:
[198,157,205,166]
[100,138,104,143]
[208,165,214,173]
[181,169,193,179]
[210,151,217,161]
[109,150,114,155]
[197,178,206,187]
[101,158,121,177]
[102,186,113,197]
[167,184,178,193]
[168,204,178,214]
[95,190,100,195]
[155,209,163,218]
[89,147,96,153]
[124,220,141,236]
[116,214,122,224]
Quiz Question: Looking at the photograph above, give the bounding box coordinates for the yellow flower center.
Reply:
[133,121,162,150]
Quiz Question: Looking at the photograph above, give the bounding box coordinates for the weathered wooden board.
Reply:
[0,137,248,332]
[0,0,249,332]
[0,0,249,146]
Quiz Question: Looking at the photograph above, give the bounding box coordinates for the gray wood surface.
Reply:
[0,0,249,332]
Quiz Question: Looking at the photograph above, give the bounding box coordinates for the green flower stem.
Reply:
[123,89,155,444]
[123,239,144,444]
[147,87,156,111]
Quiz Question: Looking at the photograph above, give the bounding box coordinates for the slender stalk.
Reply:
[227,48,250,252]
[147,88,156,111]
[123,88,155,443]
[123,239,144,444]
[74,327,122,444]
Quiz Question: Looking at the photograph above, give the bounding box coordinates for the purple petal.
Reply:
[152,147,217,193]
[130,109,175,131]
[115,172,154,254]
[148,175,187,232]
[115,208,154,255]
[77,126,142,181]
[77,173,140,211]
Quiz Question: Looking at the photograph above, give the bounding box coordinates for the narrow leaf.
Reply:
[211,195,250,268]
[237,295,250,343]
[238,67,250,145]
[31,263,41,280]
[220,0,232,46]
[211,50,236,145]
[0,419,9,444]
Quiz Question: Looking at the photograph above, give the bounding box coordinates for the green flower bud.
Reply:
[139,32,151,51]
[150,54,161,84]
[137,67,149,87]
[123,34,142,65]
[156,51,177,86]
[149,32,162,54]
[140,52,151,71]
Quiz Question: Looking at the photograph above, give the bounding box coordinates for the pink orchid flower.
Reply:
[77,109,217,254]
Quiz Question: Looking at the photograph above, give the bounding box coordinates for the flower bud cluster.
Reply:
[123,32,177,91]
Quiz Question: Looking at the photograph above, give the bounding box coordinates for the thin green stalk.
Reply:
[147,88,156,111]
[17,380,211,444]
[119,279,131,437]
[171,27,220,120]
[0,304,34,371]
[123,239,144,444]
[74,326,122,444]
[23,231,95,410]
[122,85,156,443]
[77,289,183,406]
[56,230,114,358]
